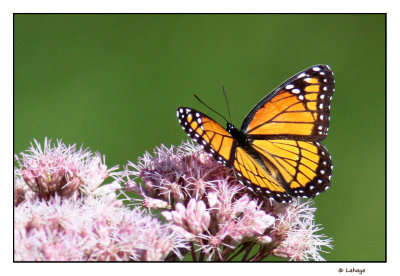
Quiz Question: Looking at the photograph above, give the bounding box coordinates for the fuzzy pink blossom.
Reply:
[14,138,120,201]
[162,198,211,235]
[270,199,333,261]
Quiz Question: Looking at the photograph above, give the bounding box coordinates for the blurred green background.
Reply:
[14,14,385,261]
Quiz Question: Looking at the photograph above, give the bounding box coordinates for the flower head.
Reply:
[270,199,333,261]
[162,198,211,235]
[14,138,121,200]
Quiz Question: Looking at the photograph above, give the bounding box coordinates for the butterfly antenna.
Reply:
[194,94,230,123]
[222,86,233,123]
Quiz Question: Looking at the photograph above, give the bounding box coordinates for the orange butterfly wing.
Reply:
[177,107,235,166]
[242,65,334,141]
[238,65,334,201]
[250,139,332,198]
[233,147,292,202]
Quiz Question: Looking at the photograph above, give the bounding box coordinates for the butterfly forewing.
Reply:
[242,65,334,141]
[177,107,235,166]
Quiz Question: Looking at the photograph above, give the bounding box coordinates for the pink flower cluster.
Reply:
[14,139,188,261]
[14,138,332,261]
[14,195,188,261]
[123,141,333,261]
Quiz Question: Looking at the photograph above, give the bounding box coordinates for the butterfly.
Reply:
[177,65,334,203]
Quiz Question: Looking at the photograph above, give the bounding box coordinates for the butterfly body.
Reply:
[177,65,334,203]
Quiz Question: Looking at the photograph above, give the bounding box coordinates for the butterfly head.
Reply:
[226,123,248,148]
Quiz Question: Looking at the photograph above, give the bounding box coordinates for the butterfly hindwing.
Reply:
[250,139,332,198]
[242,65,334,141]
[177,107,235,166]
[233,147,293,203]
